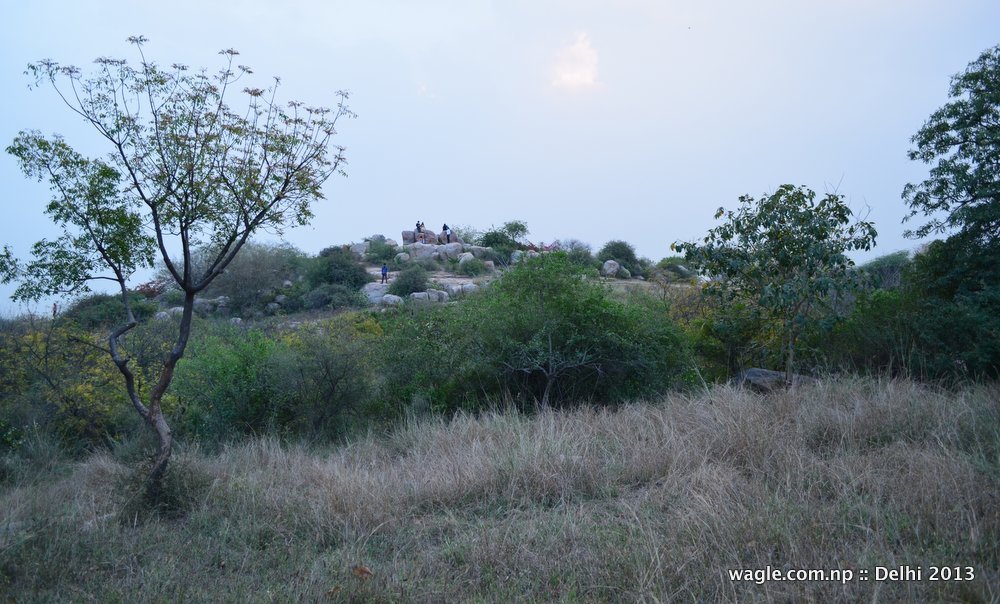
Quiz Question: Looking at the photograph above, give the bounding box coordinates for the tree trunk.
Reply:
[785,331,796,386]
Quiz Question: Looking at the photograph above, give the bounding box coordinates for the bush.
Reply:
[63,292,158,329]
[307,246,373,290]
[598,240,643,276]
[389,264,429,297]
[376,253,691,413]
[302,283,366,310]
[193,242,310,313]
[364,235,398,264]
[457,258,488,276]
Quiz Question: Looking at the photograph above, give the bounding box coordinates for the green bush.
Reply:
[63,292,158,329]
[376,253,691,413]
[307,246,373,290]
[457,258,488,276]
[302,283,366,310]
[388,264,428,297]
[364,235,398,264]
[193,242,310,312]
[598,240,643,277]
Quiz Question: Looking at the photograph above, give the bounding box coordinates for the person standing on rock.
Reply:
[415,220,422,234]
[442,223,451,243]
[381,263,389,284]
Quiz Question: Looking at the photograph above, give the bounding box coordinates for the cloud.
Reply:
[551,32,599,89]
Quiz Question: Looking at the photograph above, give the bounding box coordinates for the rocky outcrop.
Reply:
[601,260,620,277]
[401,230,415,245]
[457,252,475,265]
[349,241,370,259]
[394,252,410,264]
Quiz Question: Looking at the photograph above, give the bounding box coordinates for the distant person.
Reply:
[381,263,389,284]
[442,223,452,243]
[415,220,422,234]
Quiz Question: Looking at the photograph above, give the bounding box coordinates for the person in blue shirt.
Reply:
[381,263,389,284]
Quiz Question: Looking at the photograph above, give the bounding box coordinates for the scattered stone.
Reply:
[274,294,288,304]
[168,306,185,316]
[230,317,243,325]
[381,294,404,306]
[510,250,524,263]
[409,292,430,304]
[457,252,475,265]
[446,284,464,298]
[426,289,449,303]
[601,259,620,277]
[282,280,293,288]
[526,250,540,259]
[154,311,170,321]
[394,252,410,264]
[461,283,479,294]
[484,260,496,272]
[265,302,281,314]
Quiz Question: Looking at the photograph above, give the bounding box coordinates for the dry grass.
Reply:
[1,378,997,602]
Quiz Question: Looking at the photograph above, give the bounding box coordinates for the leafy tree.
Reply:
[902,44,1000,247]
[307,246,371,289]
[597,240,642,276]
[675,185,877,383]
[1,37,351,495]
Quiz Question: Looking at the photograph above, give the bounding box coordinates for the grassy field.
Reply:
[1,378,997,602]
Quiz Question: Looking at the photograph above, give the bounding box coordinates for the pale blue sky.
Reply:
[2,0,998,312]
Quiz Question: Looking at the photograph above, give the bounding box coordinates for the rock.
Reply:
[437,231,463,245]
[484,260,496,272]
[381,294,404,306]
[401,230,415,244]
[193,297,214,314]
[601,259,620,277]
[464,245,487,257]
[426,289,449,303]
[265,302,281,314]
[730,368,818,393]
[457,252,475,265]
[230,317,243,325]
[385,238,399,247]
[410,243,437,260]
[409,292,431,305]
[362,282,389,304]
[510,250,524,263]
[274,294,288,304]
[349,241,370,259]
[394,252,411,264]
[168,306,185,316]
[461,283,479,294]
[527,250,540,259]
[446,284,464,298]
[215,295,230,307]
[154,311,170,321]
[440,242,464,260]
[414,231,437,244]
[618,267,631,279]
[282,280,293,288]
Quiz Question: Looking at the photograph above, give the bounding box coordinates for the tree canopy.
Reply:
[903,44,1000,247]
[675,184,877,382]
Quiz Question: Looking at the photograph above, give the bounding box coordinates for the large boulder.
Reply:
[464,245,488,257]
[409,292,431,305]
[446,284,464,298]
[510,250,524,263]
[601,259,621,277]
[401,230,415,245]
[440,242,464,260]
[437,231,463,245]
[349,241,370,259]
[409,242,437,260]
[457,252,475,265]
[484,260,496,272]
[414,231,437,244]
[426,289,450,303]
[730,368,818,393]
[362,282,389,304]
[461,283,480,294]
[394,252,411,264]
[381,294,404,306]
[385,238,399,247]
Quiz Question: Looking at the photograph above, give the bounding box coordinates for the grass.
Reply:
[1,377,997,602]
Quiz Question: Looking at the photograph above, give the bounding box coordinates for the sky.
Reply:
[2,0,998,312]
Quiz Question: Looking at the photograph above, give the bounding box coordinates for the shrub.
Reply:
[377,253,690,413]
[62,292,158,329]
[457,258,488,276]
[192,242,310,312]
[388,264,429,297]
[598,240,642,276]
[302,283,366,310]
[364,235,398,264]
[307,246,373,290]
